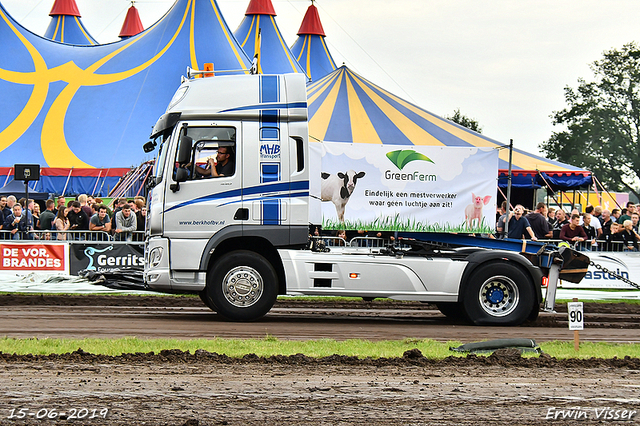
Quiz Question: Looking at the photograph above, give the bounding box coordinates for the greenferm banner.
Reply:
[316,143,499,232]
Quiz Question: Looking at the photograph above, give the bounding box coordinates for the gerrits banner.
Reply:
[69,243,145,275]
[310,143,499,232]
[0,243,67,273]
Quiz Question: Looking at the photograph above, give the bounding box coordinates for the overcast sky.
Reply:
[4,0,640,158]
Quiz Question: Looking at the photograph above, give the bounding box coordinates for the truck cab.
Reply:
[145,73,310,318]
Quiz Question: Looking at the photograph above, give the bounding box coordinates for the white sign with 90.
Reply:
[567,302,584,331]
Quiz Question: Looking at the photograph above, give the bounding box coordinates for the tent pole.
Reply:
[61,168,73,196]
[97,168,111,197]
[135,164,153,197]
[504,139,513,237]
[91,170,102,197]
[537,171,562,209]
[594,175,622,210]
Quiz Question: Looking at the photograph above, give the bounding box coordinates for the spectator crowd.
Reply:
[0,194,146,242]
[495,200,640,251]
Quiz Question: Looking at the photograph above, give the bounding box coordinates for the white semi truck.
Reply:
[142,71,588,326]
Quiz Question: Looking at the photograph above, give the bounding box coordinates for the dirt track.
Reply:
[1,295,640,425]
[0,294,639,343]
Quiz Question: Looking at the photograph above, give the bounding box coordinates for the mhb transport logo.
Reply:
[260,143,281,160]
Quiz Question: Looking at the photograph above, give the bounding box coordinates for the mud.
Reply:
[1,350,640,425]
[1,295,640,425]
[1,293,639,314]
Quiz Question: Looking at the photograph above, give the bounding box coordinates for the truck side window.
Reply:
[183,127,236,180]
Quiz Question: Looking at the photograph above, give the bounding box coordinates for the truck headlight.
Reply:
[148,247,163,268]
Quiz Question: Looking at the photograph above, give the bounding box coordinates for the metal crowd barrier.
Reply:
[538,238,634,252]
[0,230,145,242]
[310,235,410,250]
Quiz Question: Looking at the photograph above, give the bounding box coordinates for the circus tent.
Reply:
[307,66,591,189]
[0,0,590,196]
[234,0,304,75]
[43,0,97,45]
[290,2,337,82]
[0,0,251,170]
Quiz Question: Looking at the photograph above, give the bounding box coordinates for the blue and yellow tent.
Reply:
[0,0,251,170]
[234,0,304,75]
[290,2,337,82]
[43,0,97,45]
[307,66,591,188]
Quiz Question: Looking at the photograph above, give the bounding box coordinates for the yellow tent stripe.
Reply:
[295,35,306,62]
[307,71,339,103]
[373,82,501,148]
[305,36,311,79]
[270,16,299,73]
[240,15,255,47]
[53,16,60,40]
[320,37,335,70]
[308,71,344,141]
[74,16,95,45]
[349,69,444,146]
[345,74,381,144]
[189,0,198,70]
[372,82,565,169]
[209,0,248,72]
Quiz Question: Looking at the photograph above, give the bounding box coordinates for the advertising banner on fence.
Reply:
[0,243,67,273]
[68,243,145,275]
[561,251,640,289]
[311,143,499,232]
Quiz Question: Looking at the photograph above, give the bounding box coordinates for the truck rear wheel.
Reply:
[462,262,534,326]
[206,250,278,321]
[435,302,467,321]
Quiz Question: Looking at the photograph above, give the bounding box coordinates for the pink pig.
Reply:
[465,193,491,228]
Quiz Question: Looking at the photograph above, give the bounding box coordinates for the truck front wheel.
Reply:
[206,250,278,321]
[462,262,534,326]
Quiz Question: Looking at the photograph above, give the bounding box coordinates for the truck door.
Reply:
[162,122,243,241]
[242,118,290,229]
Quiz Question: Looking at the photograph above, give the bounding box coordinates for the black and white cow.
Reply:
[320,170,366,222]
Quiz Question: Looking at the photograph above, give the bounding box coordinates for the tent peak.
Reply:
[49,0,81,17]
[119,3,144,38]
[297,2,325,36]
[245,0,276,16]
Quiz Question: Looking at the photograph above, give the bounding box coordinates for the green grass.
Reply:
[1,336,639,359]
[323,214,493,233]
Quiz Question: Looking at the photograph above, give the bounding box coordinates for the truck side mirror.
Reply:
[170,168,189,192]
[143,140,156,153]
[176,135,193,165]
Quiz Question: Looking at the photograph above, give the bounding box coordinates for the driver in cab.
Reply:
[194,147,234,178]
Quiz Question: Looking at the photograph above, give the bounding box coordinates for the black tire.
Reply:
[435,302,467,321]
[198,290,217,311]
[461,262,535,326]
[206,250,278,321]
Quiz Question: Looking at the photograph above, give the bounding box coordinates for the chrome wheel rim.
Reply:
[222,266,263,308]
[478,275,519,317]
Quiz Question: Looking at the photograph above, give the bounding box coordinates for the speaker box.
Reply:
[14,164,40,181]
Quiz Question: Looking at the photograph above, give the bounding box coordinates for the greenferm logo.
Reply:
[386,150,434,170]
